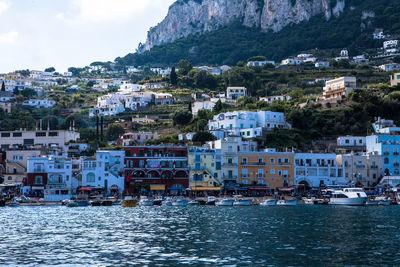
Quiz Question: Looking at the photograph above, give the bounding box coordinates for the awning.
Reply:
[79,187,92,191]
[278,187,295,192]
[150,185,166,191]
[190,187,221,191]
[32,186,44,190]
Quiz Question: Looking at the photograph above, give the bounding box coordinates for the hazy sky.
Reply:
[0,0,175,73]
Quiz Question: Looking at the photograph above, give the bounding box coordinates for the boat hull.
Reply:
[329,197,367,206]
[121,200,138,207]
[139,200,154,206]
[233,200,252,206]
[277,200,298,206]
[260,200,278,206]
[366,200,379,206]
[216,200,234,207]
[379,200,392,206]
[172,200,188,207]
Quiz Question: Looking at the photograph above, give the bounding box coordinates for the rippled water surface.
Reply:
[1,205,400,266]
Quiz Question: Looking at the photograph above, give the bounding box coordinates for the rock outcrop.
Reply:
[143,0,345,51]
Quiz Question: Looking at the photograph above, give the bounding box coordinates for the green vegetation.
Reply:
[117,0,400,67]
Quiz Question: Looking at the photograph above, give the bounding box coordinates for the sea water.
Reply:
[0,205,399,266]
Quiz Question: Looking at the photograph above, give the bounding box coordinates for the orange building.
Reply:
[238,150,295,190]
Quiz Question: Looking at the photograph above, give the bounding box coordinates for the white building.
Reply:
[209,110,291,139]
[323,77,357,99]
[281,58,302,65]
[337,136,366,147]
[81,151,125,194]
[315,62,330,68]
[294,153,347,187]
[0,130,80,151]
[379,63,400,72]
[384,40,398,49]
[178,133,196,141]
[247,60,275,67]
[119,83,143,93]
[22,99,56,109]
[227,87,247,100]
[260,95,291,104]
[26,156,78,201]
[373,29,385,40]
[192,101,216,115]
[0,91,15,102]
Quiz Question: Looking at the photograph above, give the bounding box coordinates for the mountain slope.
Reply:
[116,0,400,67]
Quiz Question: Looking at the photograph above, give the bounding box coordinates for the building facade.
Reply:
[3,149,42,185]
[81,150,125,194]
[294,153,346,188]
[337,153,383,187]
[391,73,400,87]
[238,150,295,189]
[188,147,222,190]
[366,135,400,176]
[227,87,247,100]
[323,77,357,99]
[124,146,189,195]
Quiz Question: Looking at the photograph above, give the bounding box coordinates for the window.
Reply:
[48,132,58,137]
[242,179,248,185]
[258,158,264,164]
[86,173,95,182]
[35,176,43,185]
[258,180,264,185]
[13,132,22,137]
[270,158,275,164]
[1,133,10,137]
[258,169,263,178]
[36,132,46,137]
[384,158,389,164]
[270,169,275,174]
[242,169,248,178]
[278,170,282,176]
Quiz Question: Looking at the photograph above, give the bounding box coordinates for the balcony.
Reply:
[384,152,390,156]
[223,163,238,167]
[256,162,266,166]
[370,166,378,169]
[33,168,45,173]
[394,163,400,167]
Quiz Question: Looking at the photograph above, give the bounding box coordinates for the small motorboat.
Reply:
[206,196,217,206]
[163,197,173,206]
[233,196,252,206]
[172,198,188,207]
[121,196,138,207]
[66,201,79,208]
[277,199,298,206]
[139,196,154,206]
[216,198,234,207]
[260,199,278,206]
[90,200,102,206]
[8,201,19,207]
[375,196,392,206]
[101,200,113,206]
[188,200,200,206]
[153,198,163,206]
[302,197,315,205]
[76,200,89,207]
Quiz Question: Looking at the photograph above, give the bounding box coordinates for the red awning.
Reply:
[79,187,92,191]
[278,187,295,192]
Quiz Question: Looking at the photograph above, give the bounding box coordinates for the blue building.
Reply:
[366,135,400,176]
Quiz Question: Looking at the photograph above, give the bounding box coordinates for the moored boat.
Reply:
[216,198,234,207]
[233,196,252,206]
[163,197,173,206]
[205,196,216,206]
[375,196,392,206]
[328,188,368,206]
[0,199,5,207]
[277,199,298,206]
[121,196,138,207]
[260,199,278,206]
[139,196,154,206]
[188,200,200,205]
[66,201,79,207]
[172,198,188,207]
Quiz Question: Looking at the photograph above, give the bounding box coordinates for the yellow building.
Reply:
[188,147,222,190]
[238,150,295,190]
[323,77,356,99]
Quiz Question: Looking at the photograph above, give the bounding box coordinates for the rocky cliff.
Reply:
[143,0,345,51]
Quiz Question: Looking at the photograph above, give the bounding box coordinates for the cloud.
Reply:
[57,0,168,24]
[0,0,10,14]
[0,30,18,44]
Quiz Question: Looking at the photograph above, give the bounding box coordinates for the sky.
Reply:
[0,0,175,73]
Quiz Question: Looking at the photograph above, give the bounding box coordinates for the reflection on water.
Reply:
[0,206,399,266]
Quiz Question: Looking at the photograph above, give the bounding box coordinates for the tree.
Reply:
[20,88,37,98]
[105,124,125,141]
[173,110,192,125]
[393,56,400,64]
[192,131,216,144]
[178,60,192,76]
[45,67,55,72]
[1,81,5,92]
[170,66,178,86]
[188,101,192,113]
[213,99,223,113]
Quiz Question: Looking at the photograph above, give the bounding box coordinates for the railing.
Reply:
[256,162,266,166]
[33,168,44,173]
[223,163,238,167]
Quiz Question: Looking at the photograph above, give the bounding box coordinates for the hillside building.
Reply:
[323,77,357,99]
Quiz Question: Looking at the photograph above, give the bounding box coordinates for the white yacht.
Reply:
[172,198,188,207]
[277,199,298,206]
[233,196,252,206]
[163,197,173,206]
[216,198,234,207]
[328,188,368,206]
[260,199,278,206]
[139,196,154,206]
